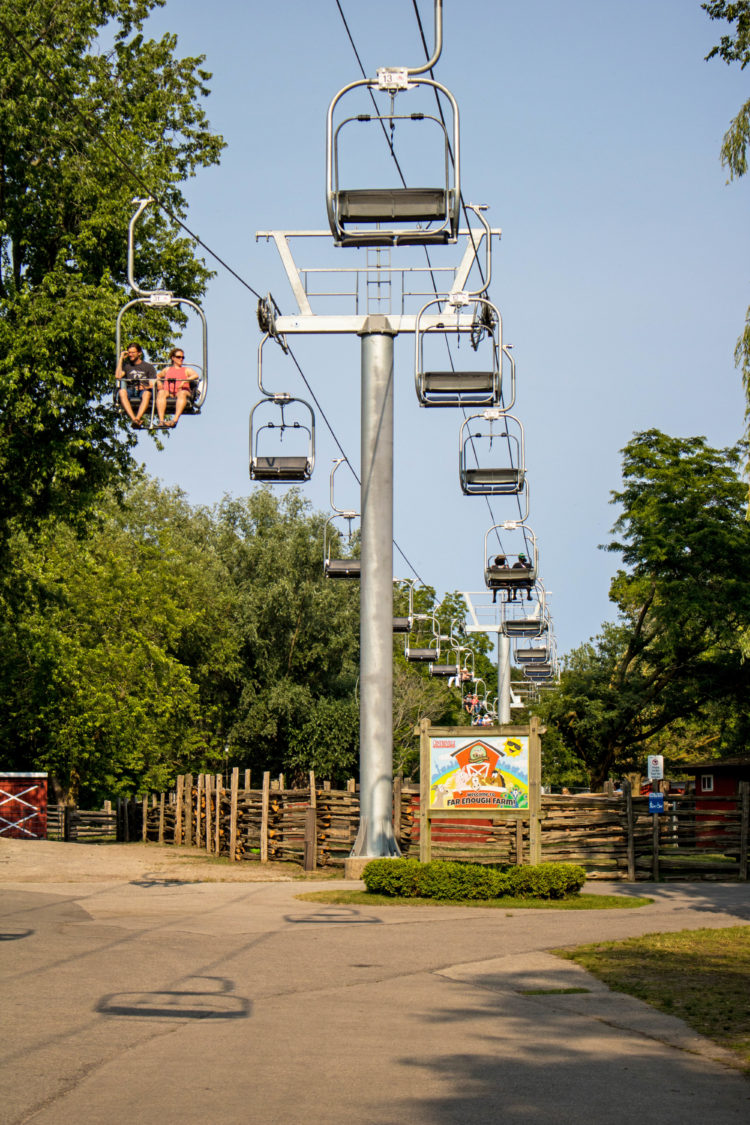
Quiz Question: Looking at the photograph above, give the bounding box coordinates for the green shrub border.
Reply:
[362,859,586,901]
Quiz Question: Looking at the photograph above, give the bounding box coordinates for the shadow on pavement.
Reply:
[97,975,251,1020]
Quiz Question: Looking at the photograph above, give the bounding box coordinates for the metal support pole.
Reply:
[498,633,511,725]
[351,316,400,858]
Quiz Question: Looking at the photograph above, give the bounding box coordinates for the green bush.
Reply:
[361,858,586,901]
[505,863,586,899]
[361,858,422,897]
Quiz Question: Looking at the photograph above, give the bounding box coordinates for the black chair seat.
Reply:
[464,468,523,487]
[251,456,311,482]
[429,665,459,677]
[423,371,495,393]
[325,559,361,579]
[337,187,447,222]
[406,648,439,662]
[392,617,412,633]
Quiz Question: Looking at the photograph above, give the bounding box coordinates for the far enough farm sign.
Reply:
[417,719,542,864]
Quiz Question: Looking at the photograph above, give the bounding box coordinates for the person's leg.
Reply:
[156,387,168,426]
[134,388,151,424]
[169,389,191,427]
[118,386,138,423]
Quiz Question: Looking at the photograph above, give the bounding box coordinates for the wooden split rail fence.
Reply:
[50,777,748,881]
[142,775,748,879]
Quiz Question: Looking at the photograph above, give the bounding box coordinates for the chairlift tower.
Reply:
[256,2,503,861]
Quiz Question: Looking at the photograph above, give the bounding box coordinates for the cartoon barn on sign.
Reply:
[452,740,507,790]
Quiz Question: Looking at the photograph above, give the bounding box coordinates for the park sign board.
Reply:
[429,734,529,810]
[649,792,665,815]
[647,755,664,781]
[418,719,542,865]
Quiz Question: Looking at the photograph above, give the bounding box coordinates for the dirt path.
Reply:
[0,838,334,883]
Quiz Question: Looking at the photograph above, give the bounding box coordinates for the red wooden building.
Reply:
[0,773,48,839]
[685,756,750,807]
[684,756,750,850]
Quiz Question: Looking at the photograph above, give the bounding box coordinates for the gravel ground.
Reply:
[0,838,332,883]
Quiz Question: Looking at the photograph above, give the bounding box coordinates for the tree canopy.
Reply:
[703,1,750,433]
[539,430,750,787]
[0,0,223,553]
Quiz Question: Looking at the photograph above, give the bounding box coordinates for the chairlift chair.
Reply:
[484,524,538,594]
[459,410,526,496]
[326,76,459,247]
[114,199,208,424]
[503,599,549,639]
[324,514,361,579]
[324,458,360,578]
[415,296,507,408]
[249,395,315,482]
[392,578,415,634]
[405,613,440,662]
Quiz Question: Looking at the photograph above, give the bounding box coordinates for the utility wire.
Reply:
[0,9,431,588]
[0,15,264,303]
[333,0,515,559]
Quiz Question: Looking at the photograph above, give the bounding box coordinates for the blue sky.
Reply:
[133,0,749,657]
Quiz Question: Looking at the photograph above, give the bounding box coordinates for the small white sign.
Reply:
[647,755,664,781]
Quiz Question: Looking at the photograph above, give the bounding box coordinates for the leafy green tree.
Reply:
[703,2,750,429]
[540,430,750,787]
[213,489,361,778]
[0,478,242,802]
[0,0,223,553]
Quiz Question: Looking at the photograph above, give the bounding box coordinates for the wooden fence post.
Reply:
[303,770,317,872]
[624,779,636,882]
[515,820,524,865]
[528,716,542,865]
[244,769,251,790]
[158,792,165,844]
[652,781,662,882]
[142,796,148,842]
[229,767,240,862]
[205,774,213,854]
[260,771,270,863]
[419,718,431,863]
[393,773,402,845]
[196,774,204,848]
[214,774,222,854]
[184,774,193,847]
[739,781,749,882]
[175,775,184,846]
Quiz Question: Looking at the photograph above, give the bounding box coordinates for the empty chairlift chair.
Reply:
[392,577,415,634]
[459,409,526,496]
[326,66,460,247]
[323,458,360,578]
[323,513,361,579]
[503,597,549,640]
[404,613,440,662]
[249,395,315,482]
[415,296,506,408]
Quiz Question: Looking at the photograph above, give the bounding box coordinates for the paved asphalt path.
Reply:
[1,873,749,1124]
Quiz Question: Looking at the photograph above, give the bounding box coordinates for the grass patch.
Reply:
[555,926,750,1070]
[294,889,652,910]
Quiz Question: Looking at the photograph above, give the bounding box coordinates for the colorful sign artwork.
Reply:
[429,735,529,810]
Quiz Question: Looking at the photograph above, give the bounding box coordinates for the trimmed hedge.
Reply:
[362,859,586,901]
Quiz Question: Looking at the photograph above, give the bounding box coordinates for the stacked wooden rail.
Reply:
[47,805,119,841]
[141,770,414,869]
[50,777,747,881]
